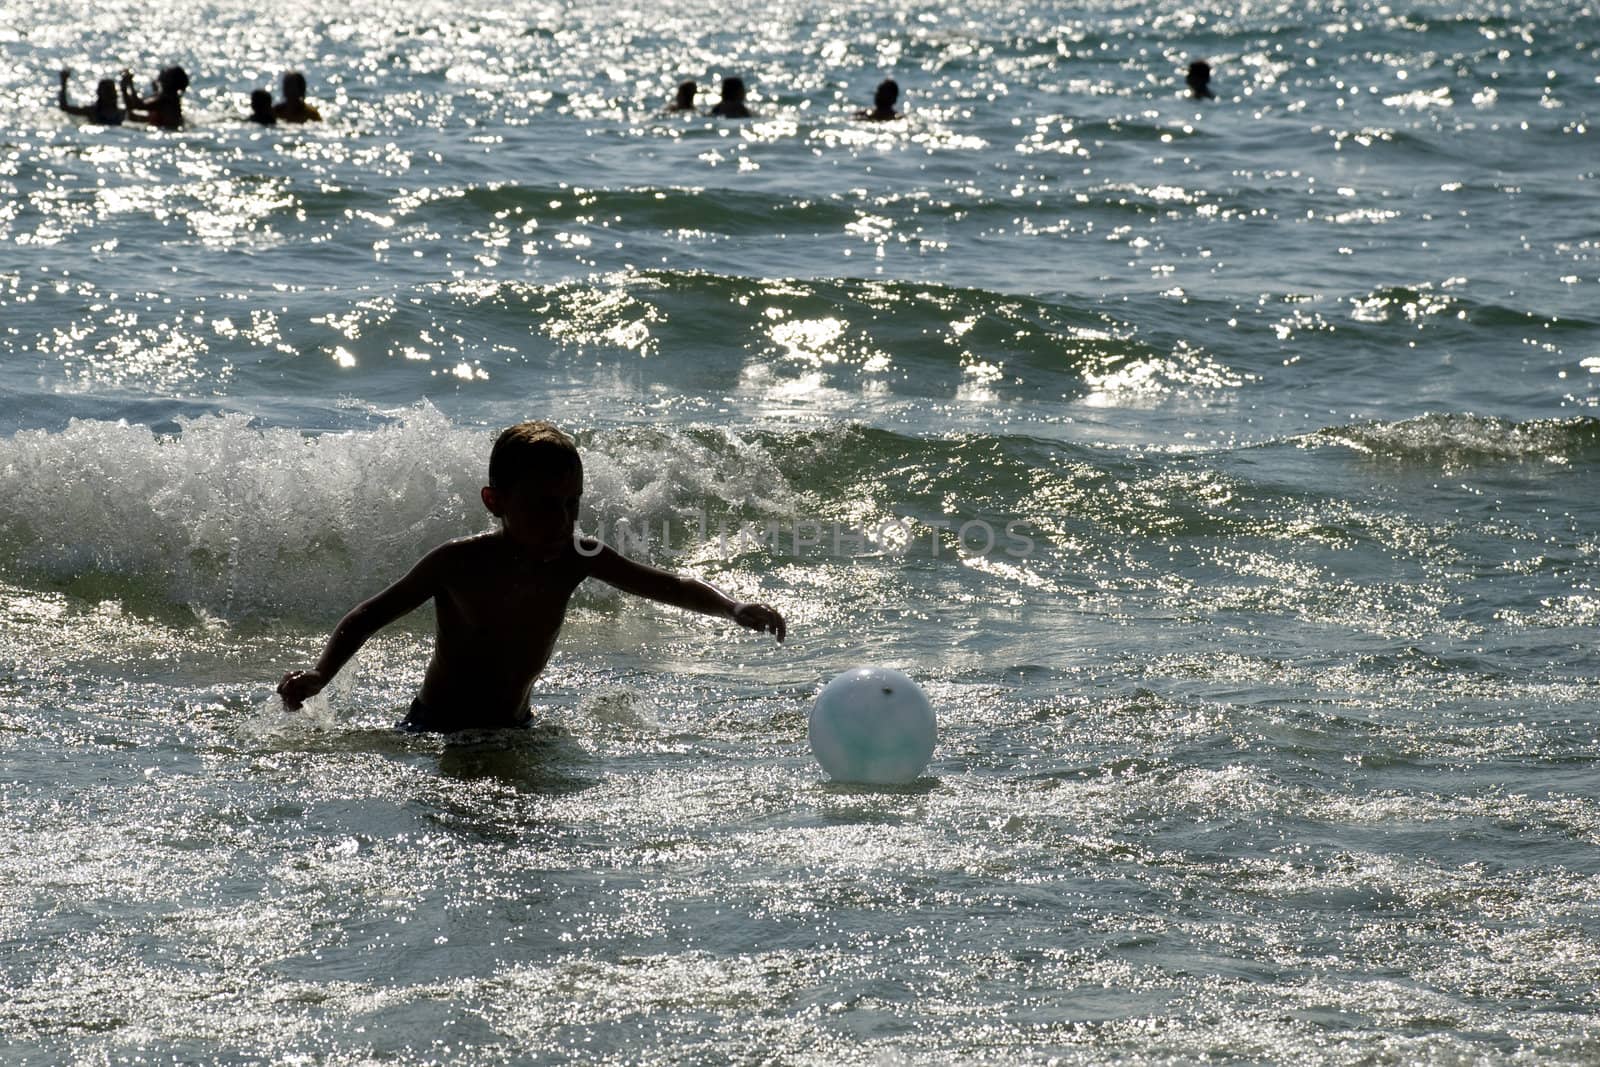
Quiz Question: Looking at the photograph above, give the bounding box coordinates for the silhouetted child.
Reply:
[711,76,750,118]
[120,66,188,128]
[247,89,276,125]
[857,78,901,121]
[277,421,788,732]
[58,70,124,125]
[274,70,322,123]
[670,80,698,112]
[1187,60,1215,100]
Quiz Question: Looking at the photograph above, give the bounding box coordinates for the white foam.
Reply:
[0,404,793,620]
[0,404,485,619]
[242,690,343,740]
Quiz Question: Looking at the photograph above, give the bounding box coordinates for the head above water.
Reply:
[158,65,190,94]
[488,420,581,492]
[1186,60,1213,99]
[484,421,583,554]
[874,78,899,110]
[250,88,275,123]
[96,78,118,106]
[719,76,746,104]
[283,70,308,101]
[674,80,697,109]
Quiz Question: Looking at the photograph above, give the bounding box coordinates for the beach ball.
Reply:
[808,667,936,785]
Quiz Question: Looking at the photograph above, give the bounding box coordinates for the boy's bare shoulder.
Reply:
[425,531,504,567]
[397,532,499,584]
[423,532,595,585]
[441,530,502,550]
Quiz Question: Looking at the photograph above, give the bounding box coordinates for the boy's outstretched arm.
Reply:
[276,548,447,709]
[587,542,786,641]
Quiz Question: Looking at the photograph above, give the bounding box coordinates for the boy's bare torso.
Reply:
[275,440,784,728]
[414,532,591,728]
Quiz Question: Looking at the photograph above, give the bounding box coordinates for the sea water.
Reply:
[1,0,1597,1061]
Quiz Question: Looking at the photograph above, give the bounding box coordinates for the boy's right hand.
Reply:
[277,669,328,710]
[732,601,787,642]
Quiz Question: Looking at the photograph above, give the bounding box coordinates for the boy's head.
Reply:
[488,420,580,490]
[250,89,275,122]
[159,66,190,94]
[874,79,899,110]
[483,421,583,555]
[283,70,308,102]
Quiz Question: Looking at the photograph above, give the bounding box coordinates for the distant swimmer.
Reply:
[273,70,321,123]
[120,65,188,127]
[57,69,124,125]
[856,78,901,121]
[276,421,787,733]
[247,88,276,125]
[670,80,698,112]
[711,76,751,118]
[1187,60,1215,100]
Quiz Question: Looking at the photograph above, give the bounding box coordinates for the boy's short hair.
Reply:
[489,421,580,489]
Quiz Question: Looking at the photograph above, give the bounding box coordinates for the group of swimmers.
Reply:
[668,76,903,121]
[55,67,321,128]
[672,63,1216,118]
[671,63,1213,119]
[56,66,901,129]
[56,60,1216,131]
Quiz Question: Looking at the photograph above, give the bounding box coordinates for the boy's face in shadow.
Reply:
[481,465,583,558]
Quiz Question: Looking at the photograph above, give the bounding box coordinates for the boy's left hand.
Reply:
[732,601,786,642]
[277,668,329,710]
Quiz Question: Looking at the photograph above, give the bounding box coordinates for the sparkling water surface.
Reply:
[2,0,1598,1062]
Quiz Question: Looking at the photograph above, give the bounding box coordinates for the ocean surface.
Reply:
[2,0,1598,1061]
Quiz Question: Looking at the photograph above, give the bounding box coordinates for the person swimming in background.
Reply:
[1187,60,1215,100]
[57,69,124,125]
[857,78,901,121]
[669,80,697,112]
[276,420,787,733]
[120,65,188,127]
[247,89,276,125]
[711,76,750,118]
[274,70,322,123]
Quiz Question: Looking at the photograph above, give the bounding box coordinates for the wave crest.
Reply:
[1311,414,1600,466]
[0,406,793,620]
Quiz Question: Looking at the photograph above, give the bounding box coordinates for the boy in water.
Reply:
[669,80,698,113]
[856,78,901,122]
[277,421,787,731]
[247,89,276,125]
[273,71,322,123]
[711,76,750,118]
